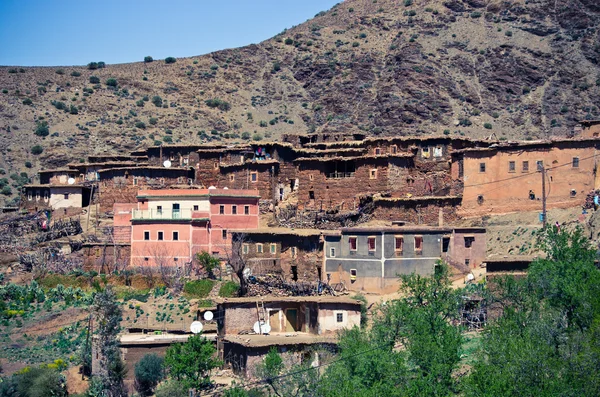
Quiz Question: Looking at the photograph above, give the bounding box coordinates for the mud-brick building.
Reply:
[452,138,600,216]
[229,228,334,282]
[128,188,259,267]
[323,226,486,293]
[217,296,362,376]
[577,120,600,138]
[97,167,194,212]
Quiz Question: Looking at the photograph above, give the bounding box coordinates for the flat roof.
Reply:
[222,333,338,348]
[38,168,76,174]
[230,228,339,237]
[340,226,453,233]
[137,188,260,199]
[484,255,540,263]
[119,332,216,345]
[217,296,361,305]
[97,166,190,173]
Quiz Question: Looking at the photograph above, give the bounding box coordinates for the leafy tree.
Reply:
[105,78,118,87]
[134,353,165,396]
[89,76,100,84]
[195,251,220,278]
[87,62,98,70]
[165,57,176,64]
[22,98,33,105]
[164,333,222,389]
[69,105,78,115]
[34,121,49,137]
[152,95,163,107]
[3,366,68,397]
[31,145,43,155]
[144,56,153,63]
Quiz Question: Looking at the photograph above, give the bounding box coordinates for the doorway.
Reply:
[269,310,280,332]
[285,309,298,332]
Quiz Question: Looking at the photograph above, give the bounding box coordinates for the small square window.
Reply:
[251,172,257,182]
[173,231,179,241]
[144,257,149,261]
[522,161,529,172]
[229,174,235,182]
[390,145,398,154]
[256,243,263,253]
[244,205,250,215]
[214,161,219,169]
[508,161,515,173]
[174,257,178,262]
[330,247,336,257]
[222,230,227,239]
[270,244,276,254]
[367,237,376,251]
[537,160,544,171]
[64,193,69,200]
[309,174,314,181]
[464,236,475,248]
[243,244,249,254]
[465,259,471,267]
[414,236,423,251]
[156,205,163,214]
[291,247,297,258]
[395,236,403,252]
[232,205,237,215]
[144,231,150,241]
[349,237,357,251]
[336,313,343,323]
[572,157,579,168]
[193,205,199,211]
[479,163,486,173]
[219,205,225,215]
[157,231,163,241]
[375,148,381,155]
[370,169,377,179]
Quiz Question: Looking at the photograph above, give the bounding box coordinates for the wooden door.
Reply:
[285,309,298,332]
[269,310,280,332]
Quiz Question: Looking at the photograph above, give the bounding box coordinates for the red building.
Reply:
[125,188,260,267]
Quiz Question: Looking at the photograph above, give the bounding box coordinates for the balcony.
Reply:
[132,209,193,220]
[326,172,355,179]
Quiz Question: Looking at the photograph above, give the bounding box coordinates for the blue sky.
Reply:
[0,0,340,67]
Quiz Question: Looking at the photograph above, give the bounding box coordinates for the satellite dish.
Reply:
[208,186,217,190]
[67,178,75,185]
[466,273,475,281]
[190,321,203,334]
[223,187,229,190]
[203,311,214,321]
[253,321,271,335]
[243,268,252,278]
[163,160,172,168]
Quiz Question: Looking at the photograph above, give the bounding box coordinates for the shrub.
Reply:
[471,11,482,18]
[219,281,240,297]
[241,131,251,140]
[205,98,231,111]
[149,117,158,125]
[352,42,360,47]
[165,57,176,64]
[2,89,7,94]
[52,100,66,110]
[97,61,106,68]
[135,121,146,129]
[22,98,33,105]
[70,71,81,77]
[144,56,154,63]
[31,145,44,155]
[87,62,98,70]
[70,105,78,114]
[155,381,187,397]
[484,122,493,129]
[259,121,268,128]
[89,76,100,84]
[136,99,145,107]
[55,69,64,75]
[135,354,165,396]
[163,136,173,143]
[1,186,11,195]
[34,121,49,137]
[284,38,294,45]
[106,78,118,87]
[252,133,263,141]
[152,96,163,107]
[25,161,32,168]
[183,280,215,298]
[404,0,412,5]
[505,30,513,37]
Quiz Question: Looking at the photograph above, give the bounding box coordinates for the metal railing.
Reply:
[132,209,192,220]
[326,172,355,179]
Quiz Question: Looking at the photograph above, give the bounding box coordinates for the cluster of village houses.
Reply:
[24,120,600,380]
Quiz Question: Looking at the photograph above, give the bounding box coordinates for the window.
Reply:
[144,257,149,262]
[229,174,235,182]
[251,172,257,182]
[64,193,69,200]
[157,231,163,241]
[370,169,377,179]
[243,244,249,254]
[350,269,357,280]
[508,161,516,173]
[27,191,32,200]
[156,205,162,214]
[414,236,423,251]
[367,236,376,251]
[309,191,315,200]
[219,205,225,214]
[193,205,199,211]
[537,160,544,171]
[244,205,250,215]
[390,145,398,154]
[375,148,381,155]
[572,157,580,168]
[433,147,443,157]
[172,231,179,241]
[270,244,276,254]
[291,247,297,258]
[133,177,138,186]
[422,147,430,158]
[479,163,486,173]
[256,243,263,253]
[309,174,314,181]
[349,237,357,251]
[522,161,529,172]
[43,191,48,201]
[395,236,403,252]
[213,161,219,169]
[442,237,450,253]
[464,236,475,248]
[330,247,336,257]
[336,313,344,323]
[232,205,237,215]
[222,230,227,239]
[465,259,470,267]
[571,189,577,197]
[144,231,150,241]
[174,257,178,262]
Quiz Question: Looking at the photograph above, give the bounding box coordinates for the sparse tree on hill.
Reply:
[223,233,250,296]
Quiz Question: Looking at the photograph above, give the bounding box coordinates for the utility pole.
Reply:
[541,165,547,227]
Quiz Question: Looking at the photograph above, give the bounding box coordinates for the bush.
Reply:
[34,121,49,137]
[505,30,513,37]
[1,185,11,195]
[15,366,67,397]
[135,354,165,396]
[252,133,263,141]
[241,132,251,140]
[136,99,145,107]
[149,117,158,125]
[183,280,215,298]
[89,76,100,84]
[31,145,44,155]
[144,56,153,63]
[165,57,176,64]
[135,121,146,129]
[22,98,33,105]
[70,71,81,77]
[205,98,231,111]
[219,281,240,297]
[25,161,32,168]
[155,380,187,397]
[284,38,294,45]
[87,62,98,70]
[484,122,493,130]
[152,96,163,107]
[106,78,118,87]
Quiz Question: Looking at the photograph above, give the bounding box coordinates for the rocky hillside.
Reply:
[1,0,600,205]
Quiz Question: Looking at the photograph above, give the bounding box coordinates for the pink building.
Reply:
[126,188,260,267]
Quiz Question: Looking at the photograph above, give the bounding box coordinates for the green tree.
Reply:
[31,145,43,155]
[144,56,153,63]
[165,57,176,64]
[152,95,163,107]
[195,251,220,279]
[105,78,118,87]
[134,353,165,396]
[34,121,49,137]
[164,333,222,389]
[89,76,100,84]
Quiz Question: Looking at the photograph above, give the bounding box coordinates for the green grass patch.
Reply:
[197,299,214,308]
[218,281,240,297]
[116,288,150,302]
[460,332,482,366]
[183,280,215,299]
[37,275,88,289]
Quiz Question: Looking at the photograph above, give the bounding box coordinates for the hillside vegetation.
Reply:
[1,0,600,206]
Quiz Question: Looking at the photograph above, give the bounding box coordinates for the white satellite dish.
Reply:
[67,178,75,185]
[190,321,203,334]
[203,311,214,321]
[163,160,172,168]
[208,186,217,190]
[253,321,271,335]
[466,273,475,281]
[223,187,229,190]
[243,268,252,278]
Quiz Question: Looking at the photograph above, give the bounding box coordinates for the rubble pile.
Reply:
[275,202,374,229]
[246,274,336,297]
[583,190,600,210]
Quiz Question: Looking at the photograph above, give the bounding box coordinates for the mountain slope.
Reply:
[1,0,600,205]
